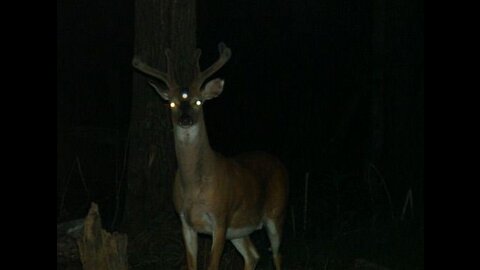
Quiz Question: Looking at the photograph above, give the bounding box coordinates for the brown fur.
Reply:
[172,117,288,270]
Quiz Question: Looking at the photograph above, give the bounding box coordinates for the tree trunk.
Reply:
[365,0,386,213]
[122,0,196,238]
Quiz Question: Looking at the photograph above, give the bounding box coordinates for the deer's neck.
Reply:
[173,117,216,187]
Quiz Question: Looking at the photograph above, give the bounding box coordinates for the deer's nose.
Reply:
[179,114,194,127]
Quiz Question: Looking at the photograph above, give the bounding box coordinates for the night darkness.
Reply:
[58,0,423,269]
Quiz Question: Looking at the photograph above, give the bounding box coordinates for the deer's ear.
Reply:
[148,80,170,101]
[202,79,224,100]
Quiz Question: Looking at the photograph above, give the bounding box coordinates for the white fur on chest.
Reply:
[174,124,200,143]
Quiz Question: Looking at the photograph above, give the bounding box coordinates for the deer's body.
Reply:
[133,43,288,270]
[173,126,288,239]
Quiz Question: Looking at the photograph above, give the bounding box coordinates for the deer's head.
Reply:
[132,43,231,128]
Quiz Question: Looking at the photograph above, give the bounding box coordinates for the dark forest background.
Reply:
[57,0,423,269]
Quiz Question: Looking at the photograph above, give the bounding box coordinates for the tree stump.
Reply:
[77,203,128,270]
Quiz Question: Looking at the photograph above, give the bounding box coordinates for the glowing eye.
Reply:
[195,100,202,106]
[182,93,188,99]
[170,102,176,108]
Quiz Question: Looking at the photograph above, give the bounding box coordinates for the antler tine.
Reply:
[132,49,177,87]
[194,42,231,87]
[194,48,202,76]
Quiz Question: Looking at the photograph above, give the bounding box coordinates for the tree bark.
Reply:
[364,0,386,212]
[77,203,128,270]
[122,0,196,238]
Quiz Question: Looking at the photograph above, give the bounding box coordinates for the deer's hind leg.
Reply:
[231,236,260,270]
[264,217,284,270]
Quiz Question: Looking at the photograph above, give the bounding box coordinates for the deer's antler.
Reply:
[132,49,178,88]
[132,43,231,89]
[193,42,231,88]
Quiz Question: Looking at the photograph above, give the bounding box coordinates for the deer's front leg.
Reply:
[208,225,227,270]
[181,215,198,270]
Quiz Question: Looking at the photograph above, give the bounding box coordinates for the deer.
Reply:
[132,43,288,270]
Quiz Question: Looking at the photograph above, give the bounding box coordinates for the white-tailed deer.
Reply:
[132,43,288,270]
